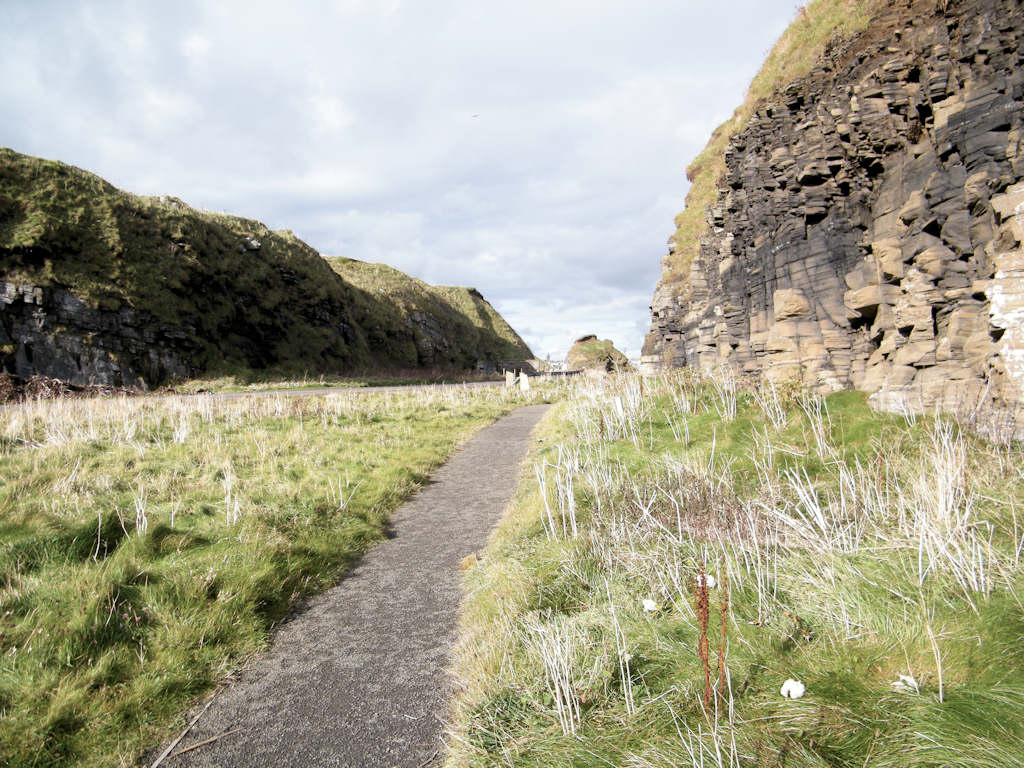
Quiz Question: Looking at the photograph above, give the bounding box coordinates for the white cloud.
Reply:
[308,94,354,135]
[0,0,800,362]
[181,33,211,59]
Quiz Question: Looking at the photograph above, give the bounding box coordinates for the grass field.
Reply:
[168,369,504,394]
[0,383,554,767]
[447,371,1024,767]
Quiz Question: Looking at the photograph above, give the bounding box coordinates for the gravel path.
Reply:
[158,404,550,768]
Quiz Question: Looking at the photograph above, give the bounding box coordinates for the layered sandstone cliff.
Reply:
[644,0,1024,425]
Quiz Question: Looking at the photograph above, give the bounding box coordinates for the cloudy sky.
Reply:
[1,0,796,360]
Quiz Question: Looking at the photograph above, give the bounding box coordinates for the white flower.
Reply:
[642,598,658,613]
[780,678,806,699]
[890,674,919,693]
[695,573,717,589]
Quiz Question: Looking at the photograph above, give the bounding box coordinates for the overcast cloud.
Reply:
[1,0,795,360]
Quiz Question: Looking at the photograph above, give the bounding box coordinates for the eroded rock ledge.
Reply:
[644,0,1024,424]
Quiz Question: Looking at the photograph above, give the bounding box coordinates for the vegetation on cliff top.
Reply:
[0,148,529,382]
[566,334,630,372]
[328,257,531,369]
[660,0,882,295]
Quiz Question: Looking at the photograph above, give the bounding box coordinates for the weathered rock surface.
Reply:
[645,0,1024,425]
[0,281,194,388]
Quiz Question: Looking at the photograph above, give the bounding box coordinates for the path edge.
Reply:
[441,400,567,766]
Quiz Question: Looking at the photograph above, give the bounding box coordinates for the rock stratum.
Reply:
[644,0,1024,423]
[0,148,531,388]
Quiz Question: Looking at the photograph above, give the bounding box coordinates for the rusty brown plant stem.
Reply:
[696,564,712,711]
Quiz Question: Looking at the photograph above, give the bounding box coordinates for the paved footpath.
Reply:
[159,404,550,768]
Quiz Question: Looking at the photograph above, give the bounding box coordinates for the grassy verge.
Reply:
[167,369,504,394]
[0,383,555,767]
[447,372,1024,767]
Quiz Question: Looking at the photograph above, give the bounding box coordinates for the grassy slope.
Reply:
[0,384,553,767]
[328,257,532,367]
[447,374,1024,767]
[0,148,378,376]
[0,148,530,381]
[658,0,881,296]
[566,336,629,372]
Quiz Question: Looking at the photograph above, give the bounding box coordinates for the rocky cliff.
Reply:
[0,149,531,388]
[644,0,1024,423]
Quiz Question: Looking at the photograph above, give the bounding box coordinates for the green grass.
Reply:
[168,368,504,394]
[446,372,1024,767]
[0,383,555,767]
[659,0,881,298]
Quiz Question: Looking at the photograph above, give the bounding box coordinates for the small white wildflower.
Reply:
[642,598,658,613]
[780,678,806,699]
[696,573,717,589]
[890,674,919,693]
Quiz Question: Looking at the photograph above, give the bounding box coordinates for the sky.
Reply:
[1,0,796,361]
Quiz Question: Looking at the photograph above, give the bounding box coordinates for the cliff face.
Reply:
[0,281,197,388]
[0,149,530,388]
[645,0,1024,420]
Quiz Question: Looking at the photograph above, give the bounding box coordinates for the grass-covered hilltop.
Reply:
[0,148,531,390]
[328,257,531,372]
[566,334,630,373]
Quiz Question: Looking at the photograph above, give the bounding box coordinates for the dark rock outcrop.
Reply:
[645,0,1024,422]
[0,281,195,388]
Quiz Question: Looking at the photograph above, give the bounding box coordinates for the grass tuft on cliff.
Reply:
[660,0,882,296]
[447,372,1024,767]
